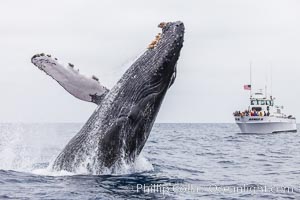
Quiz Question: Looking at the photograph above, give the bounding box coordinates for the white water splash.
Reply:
[0,124,41,171]
[31,154,153,177]
[0,123,153,176]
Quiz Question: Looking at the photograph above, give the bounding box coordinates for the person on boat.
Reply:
[252,109,256,116]
[254,111,258,116]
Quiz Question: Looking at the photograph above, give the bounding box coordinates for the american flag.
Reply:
[244,84,251,90]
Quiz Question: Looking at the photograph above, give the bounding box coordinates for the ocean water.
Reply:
[0,123,299,199]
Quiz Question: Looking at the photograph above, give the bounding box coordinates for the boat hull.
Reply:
[234,116,297,134]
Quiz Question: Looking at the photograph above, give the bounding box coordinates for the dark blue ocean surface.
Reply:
[0,123,299,199]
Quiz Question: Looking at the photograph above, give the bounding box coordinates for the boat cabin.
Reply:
[248,92,283,117]
[233,90,288,118]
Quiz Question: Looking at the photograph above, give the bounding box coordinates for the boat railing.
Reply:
[233,110,270,117]
[234,111,295,120]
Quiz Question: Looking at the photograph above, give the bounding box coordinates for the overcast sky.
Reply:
[0,0,300,123]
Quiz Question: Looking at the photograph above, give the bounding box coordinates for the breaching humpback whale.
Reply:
[31,21,185,174]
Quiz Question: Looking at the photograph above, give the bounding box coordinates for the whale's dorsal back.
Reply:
[31,54,109,105]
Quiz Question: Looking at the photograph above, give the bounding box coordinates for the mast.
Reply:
[265,85,267,98]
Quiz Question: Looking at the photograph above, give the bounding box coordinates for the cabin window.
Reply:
[265,100,273,106]
[251,100,258,105]
[252,107,262,111]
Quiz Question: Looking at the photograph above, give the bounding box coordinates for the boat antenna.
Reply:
[270,63,273,97]
[250,61,252,98]
[265,67,268,98]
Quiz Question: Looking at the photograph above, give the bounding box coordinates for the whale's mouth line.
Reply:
[118,88,166,122]
[117,72,168,123]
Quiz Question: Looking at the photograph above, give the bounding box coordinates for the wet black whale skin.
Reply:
[52,21,185,174]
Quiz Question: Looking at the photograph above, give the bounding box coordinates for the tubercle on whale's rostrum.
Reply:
[147,22,167,49]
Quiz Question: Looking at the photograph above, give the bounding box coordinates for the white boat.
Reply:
[234,91,297,134]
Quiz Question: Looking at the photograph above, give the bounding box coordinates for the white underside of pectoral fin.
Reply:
[31,54,109,104]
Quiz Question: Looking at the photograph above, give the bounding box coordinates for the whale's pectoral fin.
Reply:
[31,53,109,105]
